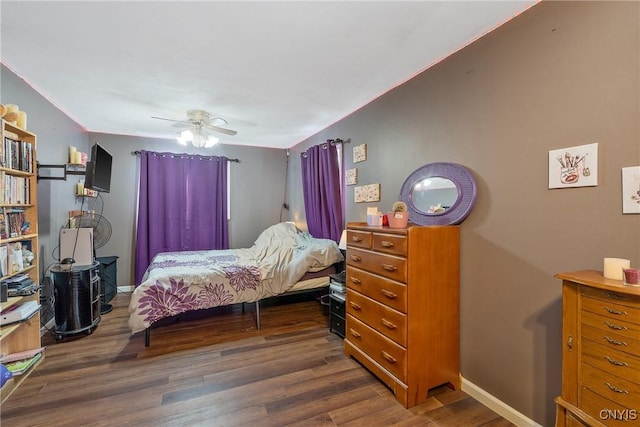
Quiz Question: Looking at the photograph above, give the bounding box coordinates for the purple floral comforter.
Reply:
[128,223,343,335]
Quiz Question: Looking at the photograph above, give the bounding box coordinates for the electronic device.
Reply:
[84,143,113,193]
[60,228,94,267]
[0,300,40,326]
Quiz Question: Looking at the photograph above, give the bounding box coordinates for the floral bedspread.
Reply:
[128,223,343,335]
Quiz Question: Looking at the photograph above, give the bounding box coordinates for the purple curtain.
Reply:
[134,150,229,286]
[301,142,343,241]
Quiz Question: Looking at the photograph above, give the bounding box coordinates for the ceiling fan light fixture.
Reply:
[177,130,193,146]
[204,135,220,148]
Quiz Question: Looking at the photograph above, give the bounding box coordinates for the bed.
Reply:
[128,222,343,346]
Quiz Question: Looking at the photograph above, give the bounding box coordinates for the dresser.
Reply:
[556,270,640,427]
[343,222,460,408]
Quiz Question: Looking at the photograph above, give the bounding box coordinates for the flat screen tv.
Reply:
[84,143,112,193]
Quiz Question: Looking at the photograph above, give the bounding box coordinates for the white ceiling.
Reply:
[1,1,536,149]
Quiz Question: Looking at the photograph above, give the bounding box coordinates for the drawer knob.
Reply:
[381,289,397,299]
[349,328,361,339]
[605,382,629,394]
[380,241,394,248]
[605,321,628,331]
[349,302,362,311]
[603,306,627,316]
[382,318,397,329]
[350,255,362,262]
[381,351,397,364]
[605,356,629,367]
[604,336,628,347]
[350,277,362,285]
[352,236,362,242]
[381,264,397,272]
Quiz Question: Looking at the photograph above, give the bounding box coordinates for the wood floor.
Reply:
[1,292,515,426]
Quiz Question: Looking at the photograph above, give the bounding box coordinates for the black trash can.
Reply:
[51,261,101,340]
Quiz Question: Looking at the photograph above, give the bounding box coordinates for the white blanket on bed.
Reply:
[128,223,342,334]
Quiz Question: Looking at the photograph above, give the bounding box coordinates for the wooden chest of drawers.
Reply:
[556,270,640,427]
[343,222,460,408]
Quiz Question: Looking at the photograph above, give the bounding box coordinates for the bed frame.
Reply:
[142,272,334,347]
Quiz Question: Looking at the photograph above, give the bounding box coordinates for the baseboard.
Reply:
[461,376,543,427]
[117,285,134,293]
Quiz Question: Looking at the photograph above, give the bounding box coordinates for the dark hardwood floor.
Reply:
[1,292,515,426]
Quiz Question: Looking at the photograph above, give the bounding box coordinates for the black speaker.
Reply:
[96,256,118,314]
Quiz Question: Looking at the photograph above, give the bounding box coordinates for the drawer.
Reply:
[372,233,407,257]
[330,314,345,338]
[330,296,345,318]
[581,309,640,341]
[346,266,407,313]
[581,340,640,384]
[580,386,639,427]
[346,230,372,250]
[582,314,640,356]
[582,294,640,326]
[346,288,407,346]
[582,286,640,311]
[581,362,640,410]
[346,248,407,283]
[346,314,407,381]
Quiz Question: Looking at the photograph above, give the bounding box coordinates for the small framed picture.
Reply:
[548,143,598,189]
[355,183,380,203]
[622,166,640,214]
[346,168,357,185]
[353,144,367,163]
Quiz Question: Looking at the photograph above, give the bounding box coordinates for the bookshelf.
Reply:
[1,119,42,405]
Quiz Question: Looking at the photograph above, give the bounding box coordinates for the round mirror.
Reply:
[410,177,459,215]
[400,162,477,226]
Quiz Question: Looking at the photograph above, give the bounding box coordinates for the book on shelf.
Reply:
[0,208,7,240]
[0,245,7,277]
[0,347,45,364]
[3,351,42,376]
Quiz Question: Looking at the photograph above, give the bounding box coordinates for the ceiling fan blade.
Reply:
[171,122,191,129]
[205,124,238,136]
[150,116,188,123]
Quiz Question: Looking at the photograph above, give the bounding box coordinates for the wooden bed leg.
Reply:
[256,301,261,330]
[145,328,150,347]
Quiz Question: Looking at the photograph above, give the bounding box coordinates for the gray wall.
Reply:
[288,2,639,425]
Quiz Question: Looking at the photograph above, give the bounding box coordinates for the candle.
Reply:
[69,146,77,163]
[16,111,27,129]
[623,268,640,286]
[73,151,82,164]
[603,257,631,280]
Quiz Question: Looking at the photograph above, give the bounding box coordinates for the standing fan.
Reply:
[64,213,114,313]
[67,213,112,249]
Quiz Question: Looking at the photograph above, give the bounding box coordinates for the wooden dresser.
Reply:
[556,270,640,427]
[343,222,460,408]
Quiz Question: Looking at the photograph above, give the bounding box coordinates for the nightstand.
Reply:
[329,273,346,338]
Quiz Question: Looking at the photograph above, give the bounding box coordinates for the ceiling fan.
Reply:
[152,109,238,148]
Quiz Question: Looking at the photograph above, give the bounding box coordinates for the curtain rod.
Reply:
[132,151,240,163]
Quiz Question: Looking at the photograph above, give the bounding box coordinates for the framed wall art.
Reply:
[353,144,367,163]
[622,166,640,214]
[346,168,357,185]
[355,183,380,203]
[548,143,598,189]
